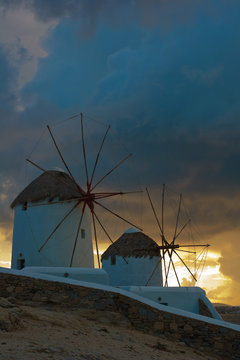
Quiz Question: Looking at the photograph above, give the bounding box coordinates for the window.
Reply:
[17,258,25,270]
[111,255,116,265]
[81,229,85,239]
[22,202,28,211]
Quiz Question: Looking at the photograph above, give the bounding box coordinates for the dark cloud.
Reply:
[0,45,18,107]
[0,0,224,38]
[1,0,240,204]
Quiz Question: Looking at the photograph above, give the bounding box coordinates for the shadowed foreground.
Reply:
[0,297,220,360]
[0,271,239,360]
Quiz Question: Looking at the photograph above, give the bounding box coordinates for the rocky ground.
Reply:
[1,297,238,360]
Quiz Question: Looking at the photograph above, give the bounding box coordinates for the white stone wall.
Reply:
[21,266,109,285]
[11,199,94,269]
[119,286,221,318]
[102,255,163,286]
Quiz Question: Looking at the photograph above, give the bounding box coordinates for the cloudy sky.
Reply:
[0,0,240,305]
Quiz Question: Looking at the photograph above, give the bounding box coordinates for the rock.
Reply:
[0,308,22,331]
[181,337,192,346]
[49,294,65,304]
[153,321,164,332]
[214,342,224,350]
[32,293,42,302]
[0,308,10,330]
[15,286,24,294]
[47,346,65,353]
[31,346,65,354]
[6,286,15,294]
[152,341,169,352]
[94,311,130,327]
[97,327,109,333]
[0,297,14,308]
[183,324,193,334]
[169,322,178,332]
[112,333,123,341]
[178,341,187,346]
[21,308,39,320]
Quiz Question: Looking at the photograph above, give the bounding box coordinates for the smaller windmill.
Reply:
[145,185,210,287]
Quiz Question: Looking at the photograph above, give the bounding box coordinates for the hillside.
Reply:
[0,297,222,360]
[215,304,240,325]
[0,271,239,360]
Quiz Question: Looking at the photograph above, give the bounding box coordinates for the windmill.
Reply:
[145,185,210,287]
[12,113,142,269]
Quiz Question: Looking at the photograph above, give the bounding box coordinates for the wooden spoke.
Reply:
[145,256,161,286]
[176,249,196,254]
[169,256,181,286]
[161,184,165,236]
[81,113,89,186]
[91,212,100,268]
[174,219,191,242]
[161,184,168,285]
[164,246,181,287]
[70,205,86,267]
[93,211,128,264]
[164,192,185,285]
[146,188,163,234]
[93,190,143,199]
[146,187,167,285]
[178,244,210,248]
[163,238,176,286]
[91,153,132,191]
[164,249,172,286]
[160,236,169,286]
[26,158,49,173]
[89,125,111,188]
[161,233,181,286]
[47,125,77,184]
[173,194,182,242]
[164,192,182,286]
[38,202,79,252]
[94,200,142,231]
[172,248,197,281]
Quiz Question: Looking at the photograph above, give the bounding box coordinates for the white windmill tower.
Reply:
[11,169,93,269]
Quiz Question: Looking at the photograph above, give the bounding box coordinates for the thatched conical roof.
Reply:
[11,170,84,208]
[101,231,160,260]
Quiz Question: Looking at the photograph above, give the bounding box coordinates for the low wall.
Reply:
[0,272,239,359]
[119,285,221,319]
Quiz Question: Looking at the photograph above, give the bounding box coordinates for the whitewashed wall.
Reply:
[11,199,94,269]
[21,266,109,285]
[119,286,221,318]
[102,255,163,286]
